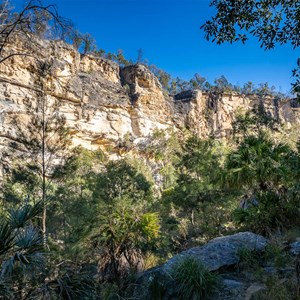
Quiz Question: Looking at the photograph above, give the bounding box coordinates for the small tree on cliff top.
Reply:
[0,0,75,63]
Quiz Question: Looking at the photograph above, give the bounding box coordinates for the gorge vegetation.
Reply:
[0,0,300,299]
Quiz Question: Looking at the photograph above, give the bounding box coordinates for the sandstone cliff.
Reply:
[0,36,299,155]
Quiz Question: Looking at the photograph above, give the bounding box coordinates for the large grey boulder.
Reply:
[163,232,267,273]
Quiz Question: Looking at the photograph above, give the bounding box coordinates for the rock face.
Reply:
[139,232,269,300]
[0,36,299,154]
[162,232,267,273]
[174,90,300,138]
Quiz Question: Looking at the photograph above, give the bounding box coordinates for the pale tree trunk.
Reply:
[41,91,47,243]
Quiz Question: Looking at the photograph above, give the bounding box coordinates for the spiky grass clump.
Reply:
[171,256,218,300]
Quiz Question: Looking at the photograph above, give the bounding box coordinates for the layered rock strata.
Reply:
[0,36,299,154]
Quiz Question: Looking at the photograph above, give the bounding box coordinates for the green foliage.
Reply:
[223,125,300,235]
[100,282,120,300]
[0,200,45,298]
[233,188,300,235]
[170,257,218,300]
[264,242,291,269]
[201,0,300,96]
[140,129,182,189]
[201,0,299,50]
[50,147,106,248]
[179,136,222,180]
[233,103,279,138]
[148,64,171,90]
[92,203,160,281]
[190,73,206,90]
[237,248,262,272]
[162,136,230,247]
[145,272,167,300]
[93,159,153,205]
[214,74,233,92]
[256,276,299,300]
[73,32,97,54]
[292,63,300,98]
[26,262,99,299]
[223,133,294,191]
[3,60,72,239]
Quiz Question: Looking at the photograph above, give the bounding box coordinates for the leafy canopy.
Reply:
[201,0,300,50]
[201,0,300,95]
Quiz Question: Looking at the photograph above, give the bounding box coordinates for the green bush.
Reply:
[233,190,300,235]
[170,256,218,300]
[93,204,160,282]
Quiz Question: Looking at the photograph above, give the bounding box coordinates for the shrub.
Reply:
[93,205,160,282]
[256,276,298,300]
[170,256,218,300]
[233,189,300,236]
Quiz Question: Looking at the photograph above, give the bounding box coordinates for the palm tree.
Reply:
[223,133,294,192]
[223,133,300,234]
[0,200,44,298]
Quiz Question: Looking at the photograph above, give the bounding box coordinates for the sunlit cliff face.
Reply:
[0,36,299,155]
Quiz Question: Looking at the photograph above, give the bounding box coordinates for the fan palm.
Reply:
[223,133,294,191]
[0,200,45,298]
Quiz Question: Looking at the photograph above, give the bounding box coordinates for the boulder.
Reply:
[163,232,267,273]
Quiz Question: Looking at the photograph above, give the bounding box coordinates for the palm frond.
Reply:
[0,222,14,255]
[8,200,44,229]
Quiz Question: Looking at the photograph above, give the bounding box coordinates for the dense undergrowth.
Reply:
[1,1,300,298]
[1,97,300,299]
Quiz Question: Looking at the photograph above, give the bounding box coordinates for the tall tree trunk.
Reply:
[42,91,47,244]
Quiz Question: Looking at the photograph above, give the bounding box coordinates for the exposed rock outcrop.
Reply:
[162,232,267,273]
[138,232,300,299]
[0,36,299,155]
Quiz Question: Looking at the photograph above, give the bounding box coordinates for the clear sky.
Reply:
[18,0,300,94]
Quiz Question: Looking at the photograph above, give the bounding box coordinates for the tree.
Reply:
[165,137,222,225]
[223,133,300,234]
[136,48,144,63]
[232,102,279,139]
[51,147,106,248]
[190,73,206,90]
[214,75,232,92]
[92,205,160,282]
[223,133,294,191]
[161,136,228,246]
[70,158,159,282]
[175,77,192,93]
[147,64,171,90]
[201,0,300,95]
[0,0,75,64]
[93,159,153,206]
[3,59,71,239]
[116,49,130,66]
[72,32,97,54]
[201,0,300,49]
[242,81,254,95]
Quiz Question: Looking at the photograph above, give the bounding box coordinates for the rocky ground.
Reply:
[139,232,300,300]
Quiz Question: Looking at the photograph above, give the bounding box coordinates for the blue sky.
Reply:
[18,0,300,93]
